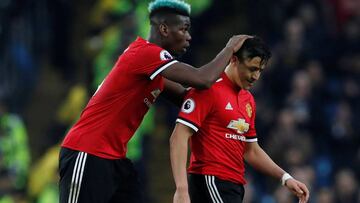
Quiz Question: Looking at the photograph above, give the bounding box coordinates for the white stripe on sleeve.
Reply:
[176,118,198,132]
[245,137,258,142]
[149,60,178,80]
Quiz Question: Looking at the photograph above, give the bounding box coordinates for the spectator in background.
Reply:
[273,185,295,203]
[334,168,358,203]
[265,108,314,168]
[286,70,312,127]
[316,187,335,203]
[28,145,60,203]
[0,100,30,202]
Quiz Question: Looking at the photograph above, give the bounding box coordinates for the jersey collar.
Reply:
[221,73,241,92]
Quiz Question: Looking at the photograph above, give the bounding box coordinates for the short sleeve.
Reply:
[176,88,214,132]
[132,44,178,80]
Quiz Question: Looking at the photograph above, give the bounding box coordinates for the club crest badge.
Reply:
[246,103,252,118]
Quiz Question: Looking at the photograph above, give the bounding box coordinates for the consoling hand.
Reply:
[285,178,310,203]
[226,35,253,53]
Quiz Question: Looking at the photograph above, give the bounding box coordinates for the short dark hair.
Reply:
[149,8,189,27]
[148,0,191,18]
[234,36,272,66]
[150,7,189,19]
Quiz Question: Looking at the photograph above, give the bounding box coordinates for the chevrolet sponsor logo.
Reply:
[227,118,249,134]
[225,133,246,141]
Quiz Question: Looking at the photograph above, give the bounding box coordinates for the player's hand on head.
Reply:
[173,189,191,203]
[285,178,310,203]
[226,34,252,53]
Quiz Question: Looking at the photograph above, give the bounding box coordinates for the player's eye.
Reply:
[182,25,190,32]
[249,67,258,72]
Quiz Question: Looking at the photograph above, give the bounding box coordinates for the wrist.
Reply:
[281,173,293,186]
[223,46,234,54]
[176,185,188,191]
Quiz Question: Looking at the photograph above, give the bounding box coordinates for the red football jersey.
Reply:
[177,73,257,185]
[62,37,177,159]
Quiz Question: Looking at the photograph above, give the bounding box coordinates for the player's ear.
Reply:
[159,23,169,37]
[231,55,239,64]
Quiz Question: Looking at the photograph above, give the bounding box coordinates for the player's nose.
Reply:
[186,32,192,42]
[252,71,260,81]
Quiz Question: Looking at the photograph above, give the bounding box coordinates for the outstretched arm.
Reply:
[244,142,310,203]
[170,123,194,203]
[161,35,251,89]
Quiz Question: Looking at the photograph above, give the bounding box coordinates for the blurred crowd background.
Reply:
[0,0,359,202]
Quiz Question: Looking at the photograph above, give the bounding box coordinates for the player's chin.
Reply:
[244,85,252,90]
[246,82,255,89]
[174,49,186,57]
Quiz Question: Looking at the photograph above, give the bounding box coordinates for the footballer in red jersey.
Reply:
[58,0,251,203]
[62,37,177,159]
[170,37,310,203]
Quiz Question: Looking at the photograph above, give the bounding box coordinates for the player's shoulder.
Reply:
[187,85,216,97]
[244,89,254,97]
[243,89,255,98]
[133,37,173,59]
[212,77,227,88]
[185,76,230,98]
[134,37,162,51]
[209,77,233,96]
[243,90,256,104]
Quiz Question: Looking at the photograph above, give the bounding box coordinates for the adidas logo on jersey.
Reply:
[225,102,233,110]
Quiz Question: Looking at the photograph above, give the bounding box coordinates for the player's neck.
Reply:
[148,29,161,45]
[225,65,242,91]
[225,64,235,82]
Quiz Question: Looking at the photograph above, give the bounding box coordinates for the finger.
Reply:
[298,182,309,193]
[237,35,252,41]
[293,186,304,195]
[298,183,310,201]
[236,35,252,46]
[304,190,309,202]
[237,34,252,38]
[299,194,305,203]
[232,34,252,41]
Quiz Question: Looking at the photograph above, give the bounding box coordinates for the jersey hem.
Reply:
[188,172,246,185]
[61,145,125,160]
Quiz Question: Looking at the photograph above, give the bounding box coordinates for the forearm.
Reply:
[161,47,233,90]
[170,130,190,189]
[196,46,233,87]
[161,35,250,89]
[244,145,285,180]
